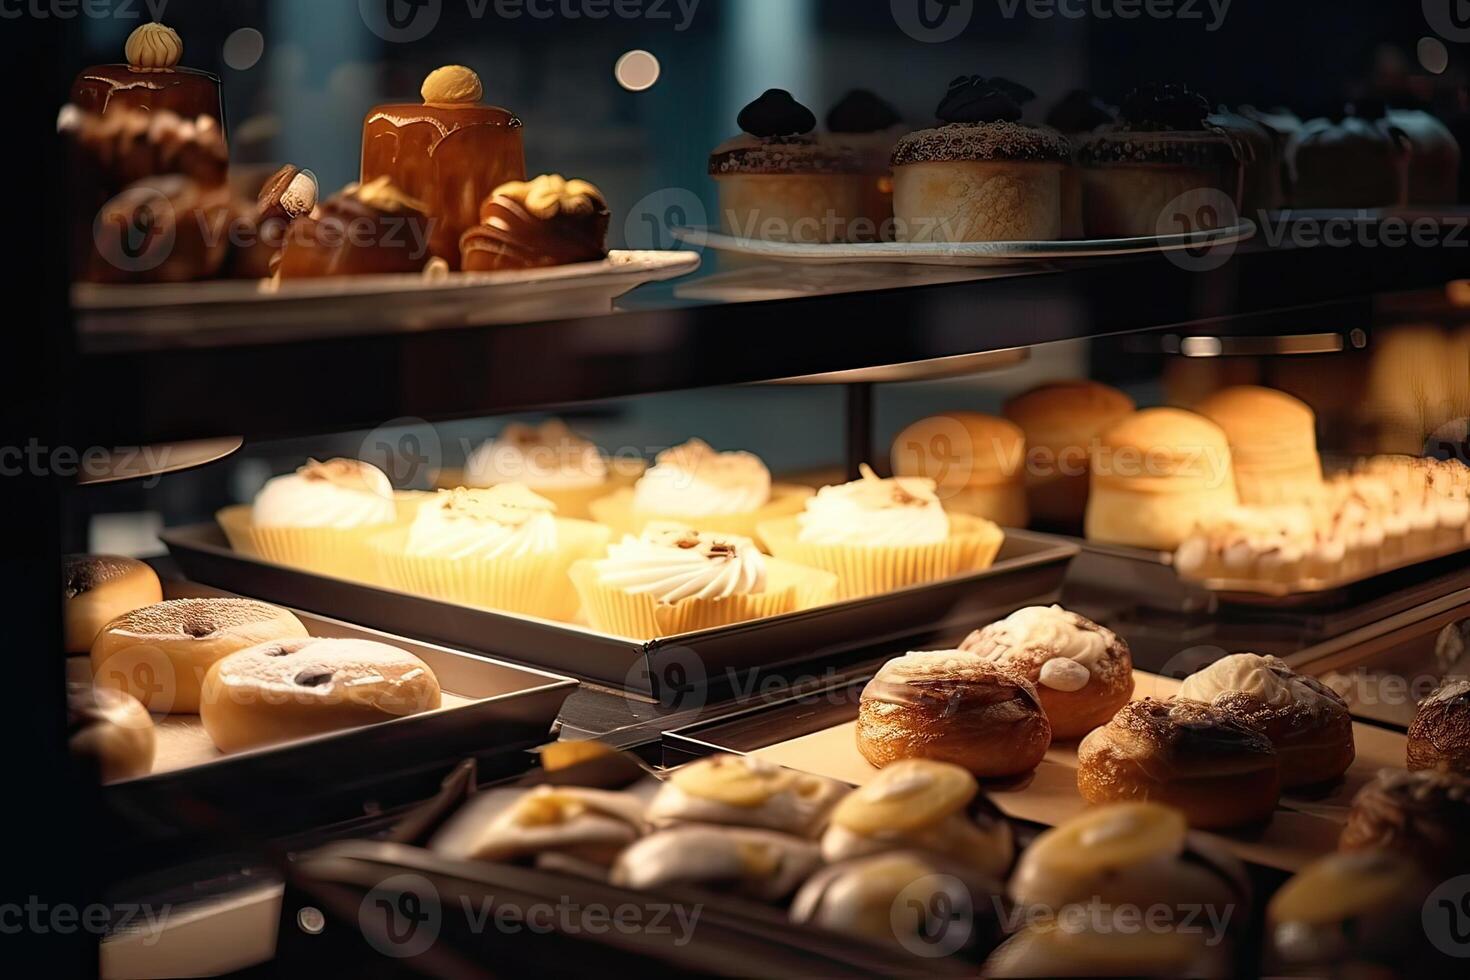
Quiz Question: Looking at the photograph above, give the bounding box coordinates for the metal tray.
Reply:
[160,522,1078,702]
[84,578,577,866]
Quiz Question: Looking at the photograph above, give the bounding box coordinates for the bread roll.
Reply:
[1003,381,1135,527]
[891,412,1028,526]
[1406,678,1470,775]
[67,682,155,782]
[1339,767,1470,874]
[199,637,441,753]
[63,555,163,654]
[1195,386,1323,506]
[91,598,308,713]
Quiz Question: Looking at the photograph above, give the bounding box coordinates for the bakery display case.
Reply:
[17,1,1470,977]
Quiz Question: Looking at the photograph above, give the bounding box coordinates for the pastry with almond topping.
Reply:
[461,174,610,271]
[276,177,434,279]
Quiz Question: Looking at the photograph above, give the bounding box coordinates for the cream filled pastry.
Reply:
[465,420,608,492]
[611,826,821,902]
[405,485,558,560]
[797,465,949,547]
[821,759,1013,877]
[647,753,847,838]
[595,523,766,604]
[631,439,772,516]
[469,785,647,867]
[252,459,398,530]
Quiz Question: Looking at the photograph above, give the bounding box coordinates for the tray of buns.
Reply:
[159,521,1077,700]
[68,569,576,857]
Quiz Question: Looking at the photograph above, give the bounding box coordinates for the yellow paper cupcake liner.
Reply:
[393,490,438,523]
[587,485,814,544]
[216,505,392,585]
[368,518,613,622]
[434,459,645,520]
[756,513,1005,600]
[569,558,837,640]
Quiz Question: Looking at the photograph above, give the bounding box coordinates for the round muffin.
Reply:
[1339,766,1470,874]
[1076,698,1280,829]
[91,598,309,713]
[1407,677,1470,775]
[1194,386,1324,506]
[67,682,155,782]
[63,555,163,655]
[857,651,1051,778]
[1388,108,1461,205]
[1177,653,1354,788]
[1002,381,1136,527]
[890,411,1028,526]
[1287,106,1409,209]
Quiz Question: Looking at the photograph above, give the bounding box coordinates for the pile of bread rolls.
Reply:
[64,555,441,780]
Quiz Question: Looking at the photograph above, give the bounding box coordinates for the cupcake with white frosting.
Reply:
[370,484,611,621]
[758,465,1005,600]
[589,438,811,542]
[448,419,643,519]
[570,522,836,638]
[218,459,402,582]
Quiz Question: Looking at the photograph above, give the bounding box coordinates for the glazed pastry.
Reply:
[71,23,224,129]
[1002,381,1135,527]
[199,638,441,753]
[82,174,232,284]
[1177,653,1354,788]
[1076,699,1280,829]
[821,759,1014,878]
[467,785,646,867]
[891,412,1029,526]
[857,651,1051,778]
[461,174,609,271]
[59,104,228,197]
[825,89,905,241]
[710,89,868,243]
[1194,386,1324,507]
[1267,851,1433,973]
[1085,408,1239,552]
[362,66,525,269]
[891,76,1072,242]
[67,683,155,782]
[985,920,1230,978]
[253,459,398,531]
[228,164,319,280]
[276,177,434,279]
[1388,108,1461,205]
[633,439,772,518]
[90,598,309,713]
[1340,767,1470,874]
[611,825,820,902]
[63,555,163,655]
[1288,103,1409,209]
[646,754,846,838]
[1009,802,1248,922]
[791,852,1003,952]
[1407,678,1470,775]
[961,605,1134,738]
[1077,83,1242,238]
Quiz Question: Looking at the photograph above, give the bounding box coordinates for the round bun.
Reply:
[63,555,163,654]
[1003,381,1136,527]
[1076,698,1280,829]
[857,651,1051,778]
[67,682,155,782]
[1194,386,1323,506]
[1267,850,1431,970]
[1407,678,1470,776]
[1287,115,1407,210]
[1339,767,1470,874]
[1177,653,1354,788]
[91,598,309,713]
[199,637,442,753]
[891,412,1027,526]
[985,918,1230,978]
[960,605,1134,739]
[1085,408,1239,551]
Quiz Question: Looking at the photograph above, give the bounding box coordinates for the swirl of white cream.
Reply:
[253,459,398,530]
[595,522,767,603]
[1178,653,1296,708]
[465,420,609,491]
[631,439,772,516]
[797,465,949,547]
[969,606,1110,671]
[405,485,558,560]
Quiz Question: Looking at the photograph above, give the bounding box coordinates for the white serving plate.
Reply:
[73,250,702,348]
[672,223,1256,267]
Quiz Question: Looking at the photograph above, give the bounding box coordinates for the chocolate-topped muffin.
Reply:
[825,89,906,240]
[1045,89,1116,137]
[890,76,1071,242]
[71,23,224,132]
[1340,767,1470,874]
[1287,101,1409,209]
[461,174,609,272]
[1077,83,1242,238]
[1387,107,1460,205]
[1208,107,1287,215]
[709,89,870,243]
[276,178,433,280]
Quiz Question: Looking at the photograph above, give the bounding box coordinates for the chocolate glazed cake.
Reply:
[361,66,526,270]
[71,23,224,132]
[461,175,610,272]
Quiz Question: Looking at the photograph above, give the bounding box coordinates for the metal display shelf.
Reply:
[66,230,1469,448]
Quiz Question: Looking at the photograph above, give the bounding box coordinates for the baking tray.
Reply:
[79,578,577,865]
[160,522,1078,702]
[661,671,1409,874]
